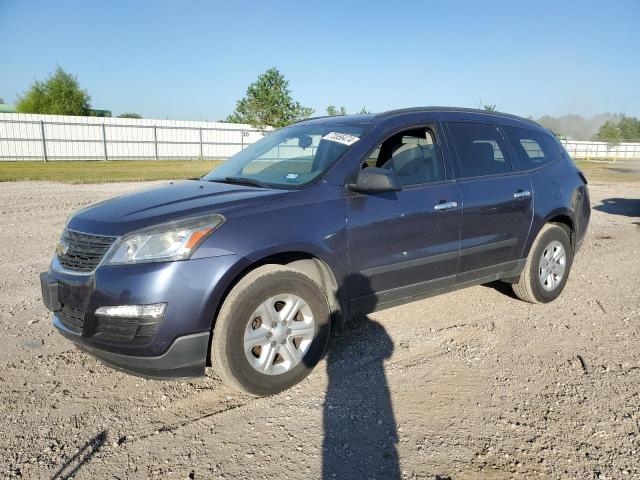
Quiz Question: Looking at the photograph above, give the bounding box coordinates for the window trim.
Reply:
[498,124,563,173]
[444,121,515,180]
[349,122,453,189]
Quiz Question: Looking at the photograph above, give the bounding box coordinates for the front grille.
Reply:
[57,229,117,272]
[58,305,85,333]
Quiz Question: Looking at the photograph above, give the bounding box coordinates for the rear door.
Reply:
[345,124,461,312]
[445,122,533,277]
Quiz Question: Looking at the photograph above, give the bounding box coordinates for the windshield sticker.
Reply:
[284,173,299,181]
[322,132,360,146]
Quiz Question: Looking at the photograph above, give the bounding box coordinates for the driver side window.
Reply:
[363,127,445,186]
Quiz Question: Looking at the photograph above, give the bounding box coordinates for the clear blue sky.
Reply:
[1,0,639,120]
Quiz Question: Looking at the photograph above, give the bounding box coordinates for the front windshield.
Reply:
[202,124,367,188]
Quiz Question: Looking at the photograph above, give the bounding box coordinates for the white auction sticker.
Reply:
[322,132,360,146]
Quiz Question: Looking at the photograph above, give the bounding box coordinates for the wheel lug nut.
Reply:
[266,332,272,339]
[271,341,276,347]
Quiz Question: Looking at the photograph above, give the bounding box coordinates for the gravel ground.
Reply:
[0,180,638,479]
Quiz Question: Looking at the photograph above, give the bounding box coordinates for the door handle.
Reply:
[434,201,458,211]
[513,190,531,199]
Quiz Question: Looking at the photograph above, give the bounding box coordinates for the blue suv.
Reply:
[40,108,590,395]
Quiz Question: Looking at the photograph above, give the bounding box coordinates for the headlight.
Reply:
[106,214,225,265]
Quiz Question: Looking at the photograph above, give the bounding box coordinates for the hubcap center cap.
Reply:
[271,323,287,343]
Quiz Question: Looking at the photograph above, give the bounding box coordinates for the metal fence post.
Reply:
[199,127,203,160]
[153,126,159,160]
[102,124,108,161]
[40,120,48,162]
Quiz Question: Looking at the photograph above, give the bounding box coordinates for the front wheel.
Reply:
[211,264,331,396]
[512,224,574,304]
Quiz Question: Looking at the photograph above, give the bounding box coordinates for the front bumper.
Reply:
[55,315,209,379]
[41,254,242,379]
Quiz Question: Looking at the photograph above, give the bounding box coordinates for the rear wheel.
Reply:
[211,264,331,396]
[512,224,574,303]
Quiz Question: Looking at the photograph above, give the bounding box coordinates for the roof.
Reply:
[296,107,541,128]
[376,106,541,127]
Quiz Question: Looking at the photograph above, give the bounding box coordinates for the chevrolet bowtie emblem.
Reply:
[56,242,69,256]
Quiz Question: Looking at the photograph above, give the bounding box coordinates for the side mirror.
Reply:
[347,167,401,193]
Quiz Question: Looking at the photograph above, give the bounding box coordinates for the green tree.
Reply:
[618,116,640,141]
[552,131,568,141]
[226,68,313,129]
[358,106,371,114]
[118,112,142,119]
[483,104,496,112]
[595,120,622,146]
[326,105,347,116]
[16,66,91,116]
[89,109,111,117]
[0,98,4,104]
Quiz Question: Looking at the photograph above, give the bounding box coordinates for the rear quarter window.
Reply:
[501,125,562,171]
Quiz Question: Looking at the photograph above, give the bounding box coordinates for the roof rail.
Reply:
[376,106,541,127]
[290,113,376,124]
[290,115,334,124]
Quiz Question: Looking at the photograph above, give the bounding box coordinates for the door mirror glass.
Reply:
[348,167,402,193]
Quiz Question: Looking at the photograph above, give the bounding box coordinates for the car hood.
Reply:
[66,180,289,236]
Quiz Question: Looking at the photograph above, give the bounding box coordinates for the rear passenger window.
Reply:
[501,125,561,170]
[447,123,512,178]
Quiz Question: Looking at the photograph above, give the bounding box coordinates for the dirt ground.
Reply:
[0,179,638,480]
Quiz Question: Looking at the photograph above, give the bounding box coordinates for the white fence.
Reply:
[1,112,640,161]
[0,113,266,161]
[560,140,640,161]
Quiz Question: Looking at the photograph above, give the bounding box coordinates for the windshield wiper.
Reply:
[211,176,267,188]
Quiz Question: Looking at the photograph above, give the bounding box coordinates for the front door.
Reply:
[345,126,461,313]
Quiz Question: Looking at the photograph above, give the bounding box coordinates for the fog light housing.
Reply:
[94,303,166,319]
[93,304,167,343]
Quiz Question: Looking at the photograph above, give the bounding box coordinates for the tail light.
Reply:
[577,169,588,185]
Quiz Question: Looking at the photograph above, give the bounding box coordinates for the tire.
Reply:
[512,224,574,304]
[211,264,331,396]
